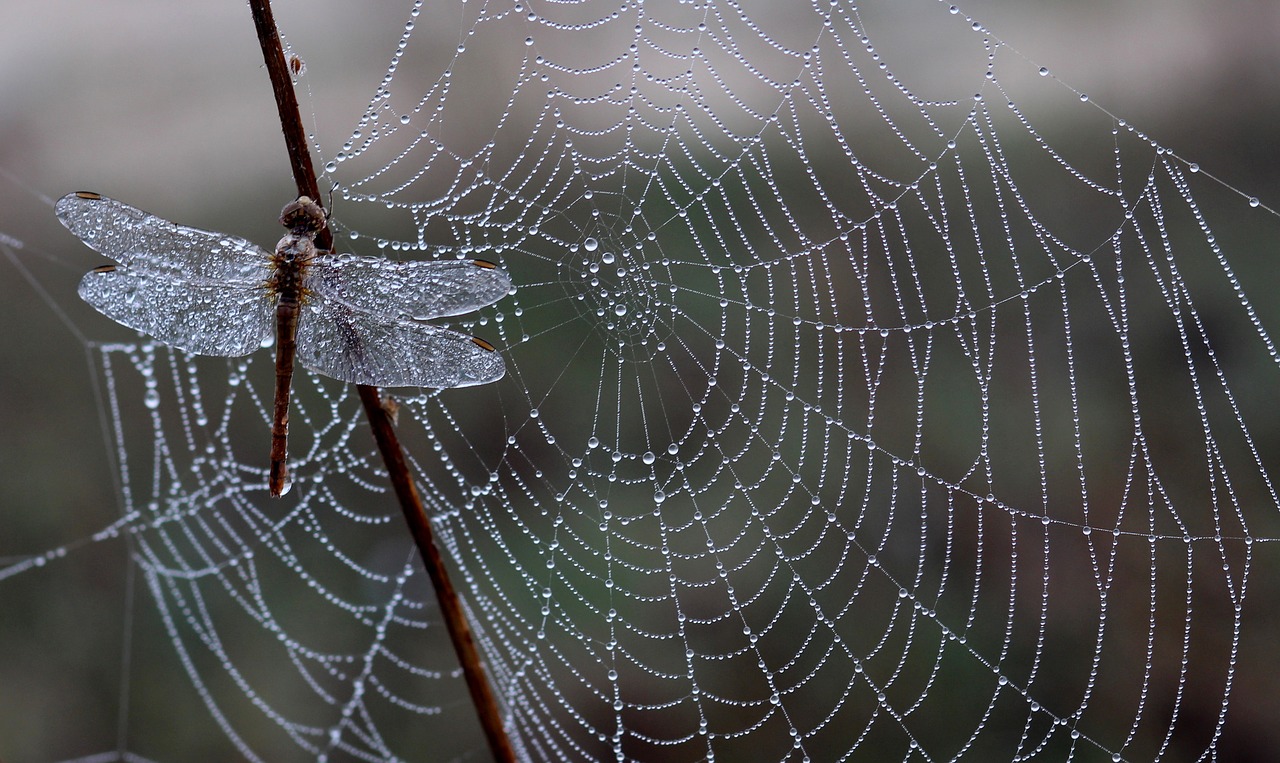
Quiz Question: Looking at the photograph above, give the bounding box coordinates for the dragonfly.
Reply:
[56,191,510,497]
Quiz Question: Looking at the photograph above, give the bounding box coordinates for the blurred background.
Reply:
[2,0,1280,760]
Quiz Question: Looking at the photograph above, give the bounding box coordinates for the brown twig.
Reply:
[246,2,517,760]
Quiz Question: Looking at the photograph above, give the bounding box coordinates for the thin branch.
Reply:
[246,2,518,760]
[247,0,325,230]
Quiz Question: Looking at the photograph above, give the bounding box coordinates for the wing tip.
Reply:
[58,190,103,208]
[55,191,105,223]
[448,336,506,387]
[473,259,513,296]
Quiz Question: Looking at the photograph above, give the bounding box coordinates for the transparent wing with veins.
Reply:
[296,296,505,388]
[297,256,509,388]
[58,191,510,385]
[305,253,512,319]
[58,192,274,356]
[55,192,271,284]
[78,267,273,356]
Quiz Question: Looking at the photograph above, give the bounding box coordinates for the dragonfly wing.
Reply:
[79,266,273,356]
[307,254,511,320]
[295,292,505,388]
[56,192,270,283]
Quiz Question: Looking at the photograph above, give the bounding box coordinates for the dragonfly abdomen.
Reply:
[269,294,299,497]
[266,199,325,497]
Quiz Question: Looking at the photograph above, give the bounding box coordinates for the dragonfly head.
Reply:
[280,196,328,237]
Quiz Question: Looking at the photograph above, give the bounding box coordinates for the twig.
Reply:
[246,2,517,760]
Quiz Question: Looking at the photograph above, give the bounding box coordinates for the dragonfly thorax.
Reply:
[273,234,316,262]
[269,234,315,300]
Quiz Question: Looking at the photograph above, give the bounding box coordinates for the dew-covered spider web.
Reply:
[9,0,1280,761]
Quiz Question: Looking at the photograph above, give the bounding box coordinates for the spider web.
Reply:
[7,0,1280,761]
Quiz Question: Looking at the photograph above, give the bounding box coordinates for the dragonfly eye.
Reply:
[279,196,327,235]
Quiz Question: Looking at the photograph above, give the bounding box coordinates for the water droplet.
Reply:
[143,388,161,409]
[614,304,627,316]
[584,237,599,252]
[642,451,655,465]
